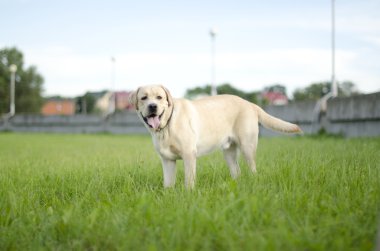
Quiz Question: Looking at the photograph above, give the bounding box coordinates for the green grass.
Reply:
[0,133,379,251]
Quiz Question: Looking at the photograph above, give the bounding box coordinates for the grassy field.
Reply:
[0,133,379,251]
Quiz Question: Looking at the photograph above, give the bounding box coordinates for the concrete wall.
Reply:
[325,92,380,137]
[0,112,147,134]
[260,92,380,137]
[260,100,317,137]
[1,92,379,137]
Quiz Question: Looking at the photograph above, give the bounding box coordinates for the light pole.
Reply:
[210,28,217,96]
[311,0,338,133]
[9,64,17,117]
[111,57,116,90]
[331,0,338,97]
[110,57,116,114]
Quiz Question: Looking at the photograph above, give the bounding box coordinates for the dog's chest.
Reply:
[152,135,180,160]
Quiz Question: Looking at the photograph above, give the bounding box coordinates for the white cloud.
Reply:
[362,36,380,47]
[215,48,357,93]
[22,44,378,99]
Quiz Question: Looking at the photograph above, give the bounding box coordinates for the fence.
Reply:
[260,92,380,137]
[0,112,146,134]
[1,92,379,137]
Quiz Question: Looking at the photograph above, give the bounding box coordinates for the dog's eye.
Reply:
[141,96,147,100]
[157,96,162,100]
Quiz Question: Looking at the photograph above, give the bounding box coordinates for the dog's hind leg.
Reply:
[237,120,259,174]
[223,143,241,179]
[240,135,258,174]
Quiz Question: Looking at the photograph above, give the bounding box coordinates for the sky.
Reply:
[1,0,379,98]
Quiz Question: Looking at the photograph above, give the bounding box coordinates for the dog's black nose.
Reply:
[148,103,157,112]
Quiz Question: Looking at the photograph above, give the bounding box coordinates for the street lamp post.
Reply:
[331,0,338,97]
[210,28,217,96]
[311,0,338,133]
[9,64,17,117]
[110,57,116,114]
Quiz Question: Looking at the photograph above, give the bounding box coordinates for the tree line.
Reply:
[185,81,360,104]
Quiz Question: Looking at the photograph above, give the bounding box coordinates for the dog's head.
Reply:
[129,85,173,131]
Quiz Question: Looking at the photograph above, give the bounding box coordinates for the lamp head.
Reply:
[10,64,17,73]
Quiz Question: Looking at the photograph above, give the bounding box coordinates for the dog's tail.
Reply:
[256,105,303,134]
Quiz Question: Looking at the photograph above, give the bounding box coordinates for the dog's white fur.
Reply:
[130,85,302,189]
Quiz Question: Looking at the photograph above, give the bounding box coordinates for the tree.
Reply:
[293,82,330,101]
[185,85,211,99]
[185,83,259,104]
[76,93,97,114]
[0,47,44,114]
[339,81,360,97]
[292,81,360,101]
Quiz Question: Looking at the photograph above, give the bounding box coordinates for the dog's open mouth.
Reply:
[142,111,164,130]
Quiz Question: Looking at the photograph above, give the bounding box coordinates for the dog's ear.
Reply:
[160,85,173,107]
[128,88,140,110]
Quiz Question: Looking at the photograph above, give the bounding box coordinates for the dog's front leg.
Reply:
[161,157,176,188]
[183,152,197,189]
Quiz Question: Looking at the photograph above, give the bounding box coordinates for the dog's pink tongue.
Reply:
[147,116,160,129]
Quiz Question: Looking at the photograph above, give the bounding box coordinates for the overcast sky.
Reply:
[1,0,379,98]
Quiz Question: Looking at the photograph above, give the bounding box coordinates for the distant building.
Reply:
[95,91,115,115]
[77,90,134,115]
[41,98,76,115]
[115,91,134,110]
[261,85,288,105]
[95,91,134,114]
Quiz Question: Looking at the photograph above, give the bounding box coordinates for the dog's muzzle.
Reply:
[141,110,164,130]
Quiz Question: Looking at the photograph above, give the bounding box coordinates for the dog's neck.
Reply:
[155,103,174,133]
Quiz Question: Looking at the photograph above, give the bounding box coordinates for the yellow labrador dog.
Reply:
[129,85,302,189]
